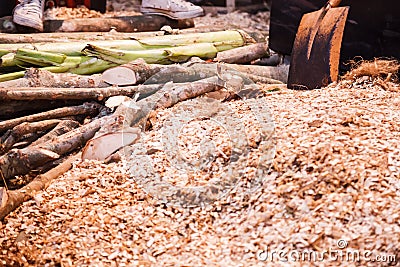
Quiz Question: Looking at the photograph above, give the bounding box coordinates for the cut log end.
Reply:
[102,66,137,86]
[82,128,141,161]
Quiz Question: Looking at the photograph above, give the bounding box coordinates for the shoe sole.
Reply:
[13,16,43,31]
[140,7,203,20]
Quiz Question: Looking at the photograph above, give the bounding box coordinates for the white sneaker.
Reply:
[13,0,45,31]
[141,0,204,20]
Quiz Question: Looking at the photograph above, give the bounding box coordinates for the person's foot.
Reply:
[13,0,45,32]
[141,0,204,20]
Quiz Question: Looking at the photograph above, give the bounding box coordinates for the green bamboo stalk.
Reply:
[0,70,26,82]
[16,49,66,64]
[0,53,22,68]
[0,56,83,82]
[165,43,218,62]
[82,44,170,64]
[136,30,254,51]
[70,57,118,75]
[82,43,221,65]
[1,48,67,70]
[0,30,253,56]
[0,56,116,81]
[0,49,10,58]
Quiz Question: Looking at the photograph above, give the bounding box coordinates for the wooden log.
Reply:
[227,63,290,83]
[102,60,163,86]
[244,73,283,84]
[0,116,104,180]
[0,120,61,155]
[30,120,80,146]
[215,43,269,64]
[102,60,288,86]
[0,153,79,221]
[0,68,106,89]
[43,15,194,33]
[0,84,164,101]
[0,31,163,43]
[0,103,99,133]
[0,100,85,120]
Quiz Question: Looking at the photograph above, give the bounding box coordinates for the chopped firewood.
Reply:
[101,60,287,87]
[0,31,160,43]
[102,60,162,86]
[0,103,99,133]
[227,63,290,83]
[82,130,141,161]
[30,120,80,146]
[215,42,269,64]
[0,120,61,155]
[0,100,85,120]
[0,153,79,221]
[0,84,165,101]
[0,116,105,180]
[0,68,106,88]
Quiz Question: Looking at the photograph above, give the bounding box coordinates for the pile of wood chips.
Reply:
[44,6,105,20]
[1,60,399,266]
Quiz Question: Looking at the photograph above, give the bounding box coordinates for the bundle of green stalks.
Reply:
[0,30,255,82]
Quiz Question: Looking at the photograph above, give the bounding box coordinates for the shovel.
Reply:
[287,0,349,89]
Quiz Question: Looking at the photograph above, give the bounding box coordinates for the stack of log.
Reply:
[0,30,288,220]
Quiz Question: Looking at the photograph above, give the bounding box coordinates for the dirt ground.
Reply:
[1,3,400,267]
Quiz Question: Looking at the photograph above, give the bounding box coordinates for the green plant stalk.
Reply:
[0,30,253,56]
[0,56,83,82]
[165,43,218,62]
[1,49,67,70]
[0,40,151,57]
[136,30,253,51]
[0,53,21,68]
[0,56,118,81]
[70,57,118,75]
[0,49,11,58]
[16,48,66,64]
[82,44,170,64]
[0,70,26,82]
[83,43,221,65]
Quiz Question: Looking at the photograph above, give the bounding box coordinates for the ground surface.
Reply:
[1,4,400,267]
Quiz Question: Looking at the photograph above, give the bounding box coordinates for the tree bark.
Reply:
[0,117,104,180]
[101,61,289,86]
[43,15,194,33]
[30,120,80,146]
[0,103,99,133]
[227,63,289,83]
[0,100,85,120]
[0,69,106,89]
[215,43,269,64]
[0,120,61,155]
[0,153,79,221]
[0,84,164,101]
[0,31,162,43]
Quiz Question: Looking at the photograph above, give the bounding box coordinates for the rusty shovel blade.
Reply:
[287,6,349,89]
